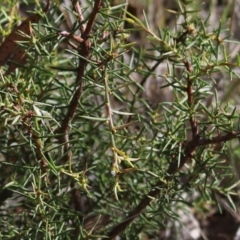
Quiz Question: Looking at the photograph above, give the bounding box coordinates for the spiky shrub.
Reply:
[0,0,240,239]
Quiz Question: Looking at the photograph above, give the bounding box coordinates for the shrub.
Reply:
[0,0,240,239]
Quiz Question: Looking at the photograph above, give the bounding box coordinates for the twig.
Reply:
[82,0,102,39]
[184,59,198,139]
[72,0,85,34]
[56,0,102,146]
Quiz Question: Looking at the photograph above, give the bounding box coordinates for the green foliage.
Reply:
[0,0,240,239]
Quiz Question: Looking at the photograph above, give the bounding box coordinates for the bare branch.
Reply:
[82,0,102,39]
[184,59,198,139]
[72,0,85,34]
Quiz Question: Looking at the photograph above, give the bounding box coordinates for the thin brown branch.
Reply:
[56,0,102,138]
[82,0,102,39]
[106,130,240,239]
[107,185,163,239]
[184,59,198,138]
[198,130,240,145]
[72,0,85,34]
[58,31,84,43]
